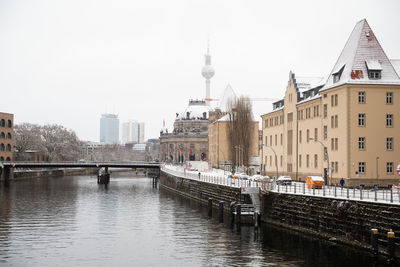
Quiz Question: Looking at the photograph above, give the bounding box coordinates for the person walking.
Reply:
[340,178,345,188]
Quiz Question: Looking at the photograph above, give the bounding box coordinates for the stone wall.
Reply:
[160,171,248,209]
[261,191,400,258]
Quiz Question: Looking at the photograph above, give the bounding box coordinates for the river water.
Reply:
[0,173,388,266]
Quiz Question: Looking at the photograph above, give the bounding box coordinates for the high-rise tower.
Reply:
[201,46,215,106]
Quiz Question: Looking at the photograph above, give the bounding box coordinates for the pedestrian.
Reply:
[340,178,345,188]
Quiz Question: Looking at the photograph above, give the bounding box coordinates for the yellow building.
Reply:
[261,19,400,186]
[0,112,14,162]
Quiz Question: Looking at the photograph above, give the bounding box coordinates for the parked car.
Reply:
[236,173,249,180]
[276,176,292,185]
[250,175,270,182]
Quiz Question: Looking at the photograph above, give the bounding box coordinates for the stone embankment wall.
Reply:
[261,191,400,258]
[11,168,98,180]
[160,171,247,209]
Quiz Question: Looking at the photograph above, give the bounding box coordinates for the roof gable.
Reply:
[322,19,400,90]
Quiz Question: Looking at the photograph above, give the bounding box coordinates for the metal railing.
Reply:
[161,165,400,205]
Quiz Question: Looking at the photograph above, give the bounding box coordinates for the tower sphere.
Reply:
[202,65,215,79]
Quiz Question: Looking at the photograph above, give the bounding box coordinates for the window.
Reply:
[386,92,393,104]
[6,144,11,152]
[331,138,334,150]
[280,134,283,145]
[306,154,309,168]
[0,132,4,139]
[314,128,318,141]
[358,137,365,150]
[387,162,394,174]
[265,120,268,128]
[323,104,327,118]
[358,91,365,103]
[386,137,393,150]
[386,114,393,127]
[324,147,328,161]
[335,115,338,128]
[7,133,11,139]
[331,138,338,151]
[335,162,338,173]
[306,129,310,142]
[331,94,338,106]
[299,131,302,143]
[299,155,302,167]
[7,120,12,128]
[358,114,366,126]
[0,144,4,151]
[314,154,318,168]
[0,119,4,127]
[265,156,268,166]
[270,156,272,166]
[369,70,381,79]
[335,138,338,150]
[335,94,338,106]
[280,155,283,167]
[259,135,262,141]
[275,134,277,146]
[331,116,334,128]
[358,162,366,174]
[287,112,293,122]
[265,136,268,146]
[270,136,272,146]
[323,126,328,140]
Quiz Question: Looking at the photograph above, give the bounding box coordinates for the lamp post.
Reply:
[261,144,278,179]
[376,156,379,187]
[309,138,330,185]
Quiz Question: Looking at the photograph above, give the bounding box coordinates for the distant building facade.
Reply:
[122,120,145,144]
[261,19,400,186]
[0,112,14,161]
[100,114,119,144]
[160,100,210,163]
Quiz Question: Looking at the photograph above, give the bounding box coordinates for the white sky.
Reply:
[1,0,399,142]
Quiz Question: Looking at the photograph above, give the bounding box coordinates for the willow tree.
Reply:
[227,96,253,167]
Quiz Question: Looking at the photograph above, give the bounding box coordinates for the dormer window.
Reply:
[368,71,381,79]
[332,65,345,83]
[365,60,382,80]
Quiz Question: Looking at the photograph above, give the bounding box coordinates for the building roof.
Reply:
[322,19,400,91]
[390,59,400,77]
[175,100,211,121]
[216,84,237,112]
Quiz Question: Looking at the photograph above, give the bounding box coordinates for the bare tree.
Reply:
[14,123,82,161]
[227,96,254,167]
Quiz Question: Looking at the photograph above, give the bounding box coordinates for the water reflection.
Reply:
[0,174,394,266]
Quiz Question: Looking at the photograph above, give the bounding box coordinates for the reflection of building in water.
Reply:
[160,100,210,163]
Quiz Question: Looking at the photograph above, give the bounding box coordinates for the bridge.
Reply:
[0,161,161,184]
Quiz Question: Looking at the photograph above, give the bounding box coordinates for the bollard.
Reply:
[313,184,315,195]
[303,183,305,195]
[286,184,288,193]
[294,183,297,194]
[323,185,325,196]
[360,188,363,200]
[254,212,259,229]
[374,188,377,202]
[236,204,241,226]
[371,228,378,257]
[208,198,213,218]
[347,187,349,199]
[334,185,337,197]
[219,201,224,223]
[387,229,395,262]
[353,188,355,198]
[390,188,393,203]
[278,184,280,193]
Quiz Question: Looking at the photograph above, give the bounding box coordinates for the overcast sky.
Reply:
[1,0,399,142]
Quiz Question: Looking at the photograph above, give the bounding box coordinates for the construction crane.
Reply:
[205,97,279,102]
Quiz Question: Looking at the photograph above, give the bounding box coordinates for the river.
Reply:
[0,173,388,266]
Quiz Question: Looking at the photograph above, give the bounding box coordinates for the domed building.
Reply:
[160,48,215,164]
[160,100,210,163]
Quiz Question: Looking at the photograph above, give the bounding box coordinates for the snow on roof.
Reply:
[295,76,326,92]
[176,100,211,121]
[366,60,382,70]
[390,59,400,77]
[216,84,237,112]
[322,19,400,91]
[297,93,321,105]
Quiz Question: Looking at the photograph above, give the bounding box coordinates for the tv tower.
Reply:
[201,43,215,106]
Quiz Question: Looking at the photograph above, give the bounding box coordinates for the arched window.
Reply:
[6,144,11,152]
[7,120,12,128]
[6,157,10,161]
[0,119,4,127]
[0,157,4,161]
[0,132,4,139]
[7,133,11,139]
[0,144,4,151]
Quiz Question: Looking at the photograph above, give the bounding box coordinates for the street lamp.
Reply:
[261,144,278,179]
[376,156,379,187]
[309,138,330,185]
